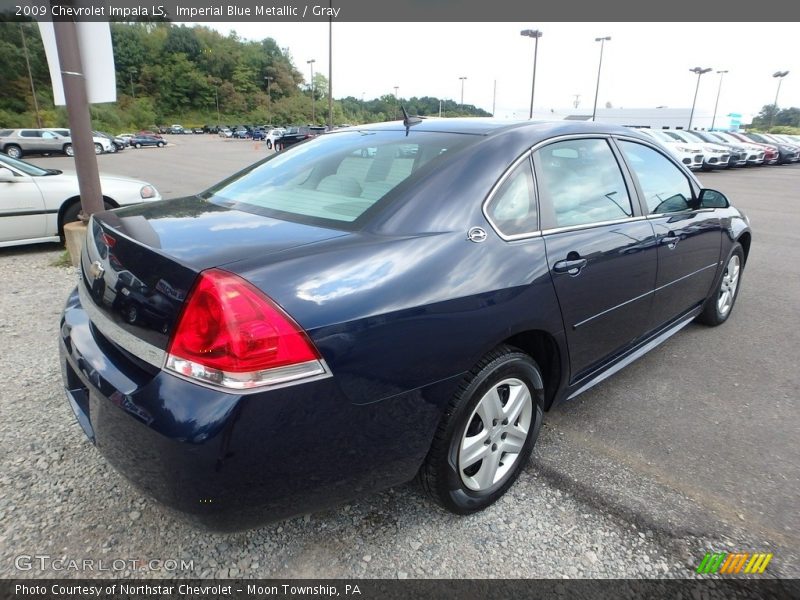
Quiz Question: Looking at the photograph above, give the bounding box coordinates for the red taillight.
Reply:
[166,269,325,390]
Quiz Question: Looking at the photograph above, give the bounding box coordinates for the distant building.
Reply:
[549,107,751,131]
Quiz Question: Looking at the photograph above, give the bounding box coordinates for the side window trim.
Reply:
[611,135,701,216]
[482,150,540,241]
[533,135,638,232]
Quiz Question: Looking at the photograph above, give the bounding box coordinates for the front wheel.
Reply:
[418,345,544,514]
[157,142,165,148]
[697,243,744,326]
[63,144,74,157]
[266,140,273,149]
[135,143,142,149]
[94,143,103,154]
[5,145,22,159]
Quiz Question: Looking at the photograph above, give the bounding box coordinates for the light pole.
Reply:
[129,67,137,99]
[770,70,790,128]
[393,86,399,119]
[307,59,316,123]
[214,85,220,124]
[710,70,728,130]
[459,76,467,107]
[592,36,611,122]
[19,23,42,128]
[688,66,712,130]
[520,29,542,119]
[492,79,496,116]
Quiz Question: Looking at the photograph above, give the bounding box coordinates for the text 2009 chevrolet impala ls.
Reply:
[60,118,750,529]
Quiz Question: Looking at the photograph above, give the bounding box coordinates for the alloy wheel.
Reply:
[717,254,741,317]
[459,378,533,491]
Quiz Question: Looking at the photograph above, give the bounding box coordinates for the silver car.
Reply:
[0,128,74,159]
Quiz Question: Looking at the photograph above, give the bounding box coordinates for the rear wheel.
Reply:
[64,144,74,157]
[4,145,22,159]
[94,143,103,154]
[697,243,744,326]
[108,144,118,154]
[135,143,142,149]
[60,199,114,240]
[266,140,272,149]
[419,345,544,514]
[157,142,165,148]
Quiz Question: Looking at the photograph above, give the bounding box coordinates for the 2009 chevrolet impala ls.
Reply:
[60,118,751,530]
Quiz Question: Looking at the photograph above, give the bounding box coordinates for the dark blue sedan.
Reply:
[60,118,751,530]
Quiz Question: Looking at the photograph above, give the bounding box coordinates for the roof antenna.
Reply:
[401,105,423,136]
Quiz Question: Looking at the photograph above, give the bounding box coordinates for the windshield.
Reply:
[0,153,51,176]
[202,130,476,228]
[662,131,690,143]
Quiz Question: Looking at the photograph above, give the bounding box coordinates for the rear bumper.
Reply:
[60,288,446,530]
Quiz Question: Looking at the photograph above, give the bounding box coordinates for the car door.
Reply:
[0,166,47,243]
[534,136,658,381]
[41,130,65,153]
[616,139,723,330]
[18,129,43,153]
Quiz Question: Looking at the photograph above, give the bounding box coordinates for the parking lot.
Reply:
[0,134,798,579]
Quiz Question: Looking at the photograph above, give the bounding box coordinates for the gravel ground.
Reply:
[0,248,770,580]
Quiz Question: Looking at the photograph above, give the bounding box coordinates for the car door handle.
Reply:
[661,234,681,249]
[553,258,588,275]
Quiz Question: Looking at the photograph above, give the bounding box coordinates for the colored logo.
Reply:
[696,552,773,574]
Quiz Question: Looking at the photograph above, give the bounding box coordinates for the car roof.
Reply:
[337,118,645,140]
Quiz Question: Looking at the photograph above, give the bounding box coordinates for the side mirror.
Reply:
[0,167,18,183]
[698,188,729,209]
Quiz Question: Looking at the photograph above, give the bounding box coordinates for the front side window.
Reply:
[535,138,632,228]
[484,156,537,237]
[203,130,475,227]
[618,141,693,214]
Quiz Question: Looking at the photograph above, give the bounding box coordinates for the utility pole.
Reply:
[19,23,42,128]
[459,76,467,107]
[710,70,728,130]
[688,66,712,130]
[592,36,611,122]
[307,59,316,123]
[264,76,273,123]
[51,9,104,219]
[328,0,333,129]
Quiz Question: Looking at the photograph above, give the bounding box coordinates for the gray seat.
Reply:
[317,175,362,197]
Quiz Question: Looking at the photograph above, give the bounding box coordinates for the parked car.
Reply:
[273,126,327,151]
[751,133,800,163]
[117,133,136,145]
[47,129,113,155]
[707,132,765,165]
[137,130,163,140]
[264,127,286,149]
[94,131,127,153]
[251,129,266,141]
[218,128,233,138]
[0,153,160,247]
[192,127,204,135]
[634,128,705,170]
[170,124,186,135]
[59,119,751,530]
[657,130,731,170]
[0,128,74,158]
[129,135,166,149]
[725,131,779,165]
[689,131,748,167]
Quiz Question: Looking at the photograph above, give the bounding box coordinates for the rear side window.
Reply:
[535,138,632,228]
[618,141,693,214]
[485,156,538,237]
[0,130,12,137]
[203,131,475,227]
[20,130,40,138]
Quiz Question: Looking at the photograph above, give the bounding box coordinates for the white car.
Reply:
[46,128,113,154]
[709,132,765,165]
[661,130,731,170]
[0,153,161,248]
[218,128,233,138]
[264,128,286,149]
[634,129,705,171]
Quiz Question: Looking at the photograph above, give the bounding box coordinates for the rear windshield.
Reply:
[202,130,476,228]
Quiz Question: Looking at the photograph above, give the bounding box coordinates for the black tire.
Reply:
[266,140,272,149]
[157,142,165,148]
[418,345,544,515]
[697,243,745,326]
[4,145,22,159]
[94,143,103,154]
[135,143,142,149]
[125,305,138,324]
[109,144,118,154]
[64,144,74,157]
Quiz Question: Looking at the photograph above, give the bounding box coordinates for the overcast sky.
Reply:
[199,22,798,120]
